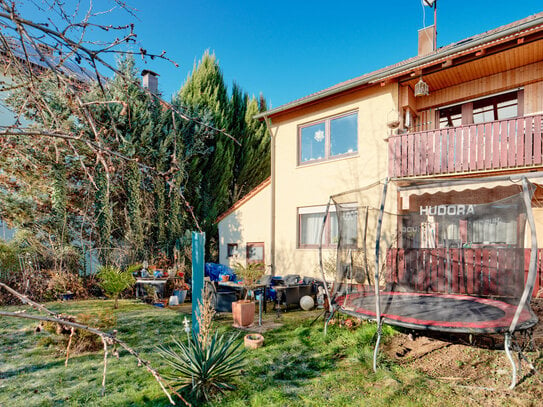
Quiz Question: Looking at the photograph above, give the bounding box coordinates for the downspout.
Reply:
[264,116,276,276]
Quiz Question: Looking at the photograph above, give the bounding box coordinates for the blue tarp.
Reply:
[205,263,236,282]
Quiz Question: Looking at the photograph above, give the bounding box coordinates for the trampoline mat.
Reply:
[336,292,538,333]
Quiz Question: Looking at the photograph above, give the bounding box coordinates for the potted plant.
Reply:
[171,270,190,303]
[231,262,265,327]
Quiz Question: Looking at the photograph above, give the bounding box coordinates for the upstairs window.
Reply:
[437,90,520,129]
[472,91,518,123]
[439,105,462,128]
[299,112,358,164]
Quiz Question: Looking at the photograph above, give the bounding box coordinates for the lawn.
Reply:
[0,299,541,406]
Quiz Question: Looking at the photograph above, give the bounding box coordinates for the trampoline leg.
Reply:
[324,308,335,336]
[373,321,382,373]
[505,333,517,389]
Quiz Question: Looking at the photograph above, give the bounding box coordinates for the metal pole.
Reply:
[191,231,205,339]
[373,178,389,372]
[504,333,517,389]
[319,199,333,303]
[509,178,537,333]
[258,294,263,326]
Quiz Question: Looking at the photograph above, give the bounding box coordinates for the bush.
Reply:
[0,268,52,305]
[0,241,19,277]
[81,275,103,297]
[38,311,117,353]
[97,265,135,308]
[46,270,88,299]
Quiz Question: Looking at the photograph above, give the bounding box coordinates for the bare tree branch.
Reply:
[0,281,191,406]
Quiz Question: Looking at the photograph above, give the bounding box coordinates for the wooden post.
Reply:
[191,231,205,338]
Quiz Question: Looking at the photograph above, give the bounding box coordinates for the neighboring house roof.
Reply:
[256,12,543,120]
[216,177,271,224]
[0,37,96,82]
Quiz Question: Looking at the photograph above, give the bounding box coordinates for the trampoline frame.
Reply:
[320,175,540,389]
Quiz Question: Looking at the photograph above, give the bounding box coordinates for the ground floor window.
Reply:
[298,205,358,248]
[246,242,264,263]
[227,243,238,258]
[402,198,522,249]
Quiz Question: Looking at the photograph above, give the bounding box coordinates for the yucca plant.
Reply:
[157,332,245,402]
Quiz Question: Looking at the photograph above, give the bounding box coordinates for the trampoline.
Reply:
[336,291,537,333]
[320,175,541,388]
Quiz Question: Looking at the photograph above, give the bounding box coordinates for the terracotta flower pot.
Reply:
[232,300,255,327]
[244,333,264,349]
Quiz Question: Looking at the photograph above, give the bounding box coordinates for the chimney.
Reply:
[418,25,436,56]
[141,69,159,95]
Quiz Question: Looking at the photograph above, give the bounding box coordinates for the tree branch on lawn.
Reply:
[0,282,190,406]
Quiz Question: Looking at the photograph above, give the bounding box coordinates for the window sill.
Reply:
[297,152,359,169]
[297,245,337,250]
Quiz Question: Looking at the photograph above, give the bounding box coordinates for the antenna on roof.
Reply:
[422,0,438,49]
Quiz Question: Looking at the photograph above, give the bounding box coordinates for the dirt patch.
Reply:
[383,298,543,404]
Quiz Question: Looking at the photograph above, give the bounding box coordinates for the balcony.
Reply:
[388,115,543,178]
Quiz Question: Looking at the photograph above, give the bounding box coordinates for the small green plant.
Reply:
[125,263,142,276]
[97,265,135,309]
[233,262,265,300]
[158,332,245,402]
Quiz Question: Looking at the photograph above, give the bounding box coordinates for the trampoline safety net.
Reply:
[321,177,539,334]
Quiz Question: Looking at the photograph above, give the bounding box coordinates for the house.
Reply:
[219,12,543,285]
[217,177,271,269]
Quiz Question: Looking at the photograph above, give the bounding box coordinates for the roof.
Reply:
[256,12,543,120]
[141,69,159,77]
[0,37,96,82]
[216,177,271,224]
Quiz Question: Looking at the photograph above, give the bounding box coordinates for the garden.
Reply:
[2,292,543,406]
[0,2,542,406]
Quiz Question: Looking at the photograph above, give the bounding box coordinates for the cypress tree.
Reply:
[236,95,270,197]
[177,51,234,257]
[126,161,144,259]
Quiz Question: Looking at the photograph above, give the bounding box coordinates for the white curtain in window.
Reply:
[339,210,358,245]
[301,213,323,245]
[471,218,516,244]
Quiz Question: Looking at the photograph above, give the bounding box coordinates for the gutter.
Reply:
[255,14,543,120]
[263,116,276,276]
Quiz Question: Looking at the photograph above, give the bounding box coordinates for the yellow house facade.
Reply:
[221,12,543,285]
[217,178,271,269]
[264,85,397,277]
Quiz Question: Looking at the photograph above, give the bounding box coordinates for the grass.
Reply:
[0,300,541,406]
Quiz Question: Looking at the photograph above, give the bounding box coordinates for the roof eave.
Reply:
[255,14,543,121]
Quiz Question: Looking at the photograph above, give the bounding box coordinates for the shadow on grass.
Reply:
[214,317,385,406]
[0,357,67,379]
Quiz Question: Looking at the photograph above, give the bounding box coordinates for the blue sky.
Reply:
[22,1,543,108]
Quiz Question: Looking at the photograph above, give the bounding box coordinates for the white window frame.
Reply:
[298,204,358,249]
[298,111,358,165]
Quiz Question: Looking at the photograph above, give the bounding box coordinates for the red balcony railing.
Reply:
[388,115,543,178]
[386,248,543,298]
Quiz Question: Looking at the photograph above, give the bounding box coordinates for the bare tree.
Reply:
[0,1,239,403]
[0,0,236,234]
